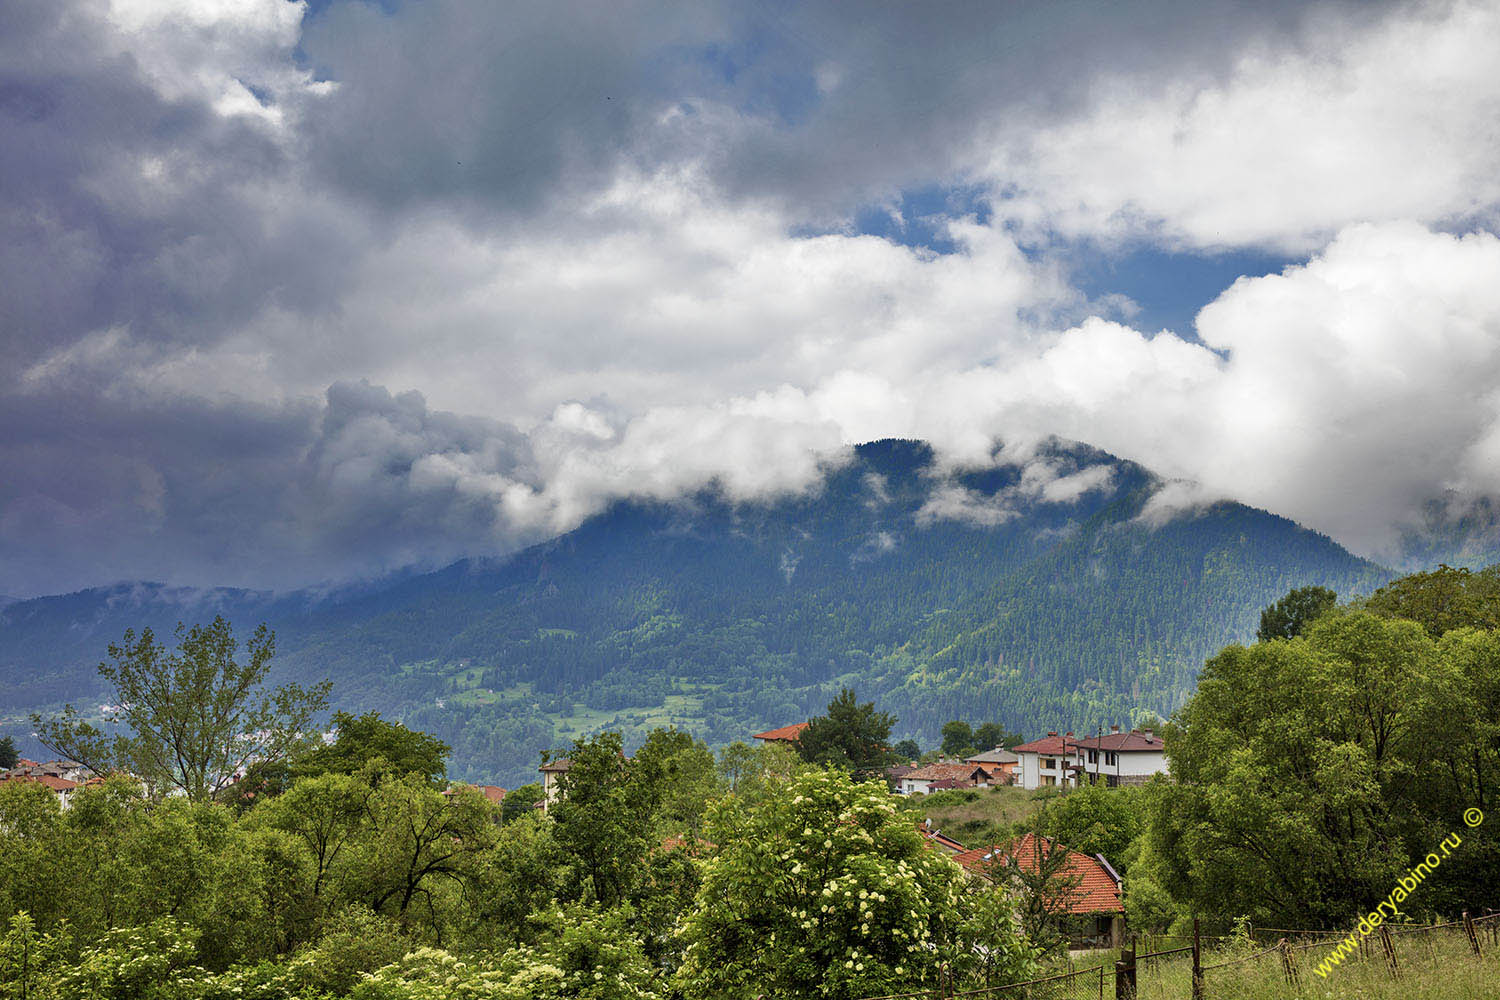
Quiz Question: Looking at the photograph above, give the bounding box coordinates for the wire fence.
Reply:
[847,911,1500,1000]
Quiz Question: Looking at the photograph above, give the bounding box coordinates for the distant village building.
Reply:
[751,722,808,744]
[886,763,917,787]
[963,747,1019,783]
[443,783,507,806]
[1010,728,1169,789]
[1012,732,1076,789]
[538,758,571,814]
[896,761,998,795]
[1067,728,1167,786]
[0,759,92,809]
[954,832,1125,948]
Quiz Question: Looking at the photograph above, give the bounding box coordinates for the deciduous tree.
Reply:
[32,618,329,801]
[940,720,975,757]
[796,688,895,779]
[675,769,1036,999]
[1256,585,1337,642]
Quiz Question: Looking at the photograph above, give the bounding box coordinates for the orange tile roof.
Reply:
[904,762,994,784]
[1011,734,1073,755]
[953,832,1122,915]
[752,722,809,742]
[1072,730,1163,752]
[443,783,508,803]
[0,773,78,792]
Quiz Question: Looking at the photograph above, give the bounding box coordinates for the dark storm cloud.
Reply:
[0,379,539,596]
[0,0,362,379]
[3,0,1499,597]
[292,0,1388,222]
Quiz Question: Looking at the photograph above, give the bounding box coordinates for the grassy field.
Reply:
[1119,921,1500,1000]
[896,784,1055,847]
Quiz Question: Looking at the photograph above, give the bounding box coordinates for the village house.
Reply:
[1068,728,1168,786]
[538,758,571,814]
[963,746,1019,783]
[3,759,91,783]
[443,783,507,806]
[751,722,808,745]
[0,759,92,810]
[1011,732,1076,789]
[896,761,997,795]
[953,832,1125,948]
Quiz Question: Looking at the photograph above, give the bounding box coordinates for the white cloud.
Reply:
[906,222,1500,557]
[915,486,1018,528]
[985,0,1500,250]
[6,0,1500,594]
[105,0,320,123]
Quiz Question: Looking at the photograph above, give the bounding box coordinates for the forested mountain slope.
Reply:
[0,438,1390,785]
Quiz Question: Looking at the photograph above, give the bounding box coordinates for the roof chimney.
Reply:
[1047,731,1057,737]
[1143,729,1155,740]
[1110,725,1120,733]
[1065,731,1073,738]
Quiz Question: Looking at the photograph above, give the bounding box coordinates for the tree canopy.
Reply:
[675,768,1036,999]
[32,617,330,800]
[1361,563,1500,636]
[296,711,451,786]
[1256,584,1337,642]
[1146,606,1500,925]
[796,688,896,779]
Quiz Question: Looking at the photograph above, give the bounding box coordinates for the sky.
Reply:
[4,0,1500,597]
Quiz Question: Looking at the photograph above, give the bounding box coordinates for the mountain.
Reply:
[0,438,1391,786]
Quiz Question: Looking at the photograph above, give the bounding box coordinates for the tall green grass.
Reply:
[1127,921,1500,1000]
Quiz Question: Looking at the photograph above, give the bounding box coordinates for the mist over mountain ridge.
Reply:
[0,436,1391,785]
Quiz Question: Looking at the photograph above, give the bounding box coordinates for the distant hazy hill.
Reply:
[0,438,1391,786]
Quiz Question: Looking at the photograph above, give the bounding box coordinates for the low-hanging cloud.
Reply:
[3,0,1500,596]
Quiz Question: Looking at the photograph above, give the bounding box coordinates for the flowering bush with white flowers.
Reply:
[350,904,659,1000]
[673,769,1037,1000]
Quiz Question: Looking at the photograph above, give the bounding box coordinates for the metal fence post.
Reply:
[1378,924,1399,979]
[1279,938,1298,987]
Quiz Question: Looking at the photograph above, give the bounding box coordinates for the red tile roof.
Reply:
[0,773,78,792]
[1071,731,1163,752]
[752,722,809,742]
[1011,734,1073,755]
[443,783,508,803]
[953,833,1122,914]
[903,762,994,784]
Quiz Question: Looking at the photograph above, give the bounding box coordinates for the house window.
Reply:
[1043,775,1056,787]
[1105,752,1117,766]
[1106,774,1120,788]
[1043,757,1056,770]
[1088,750,1098,764]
